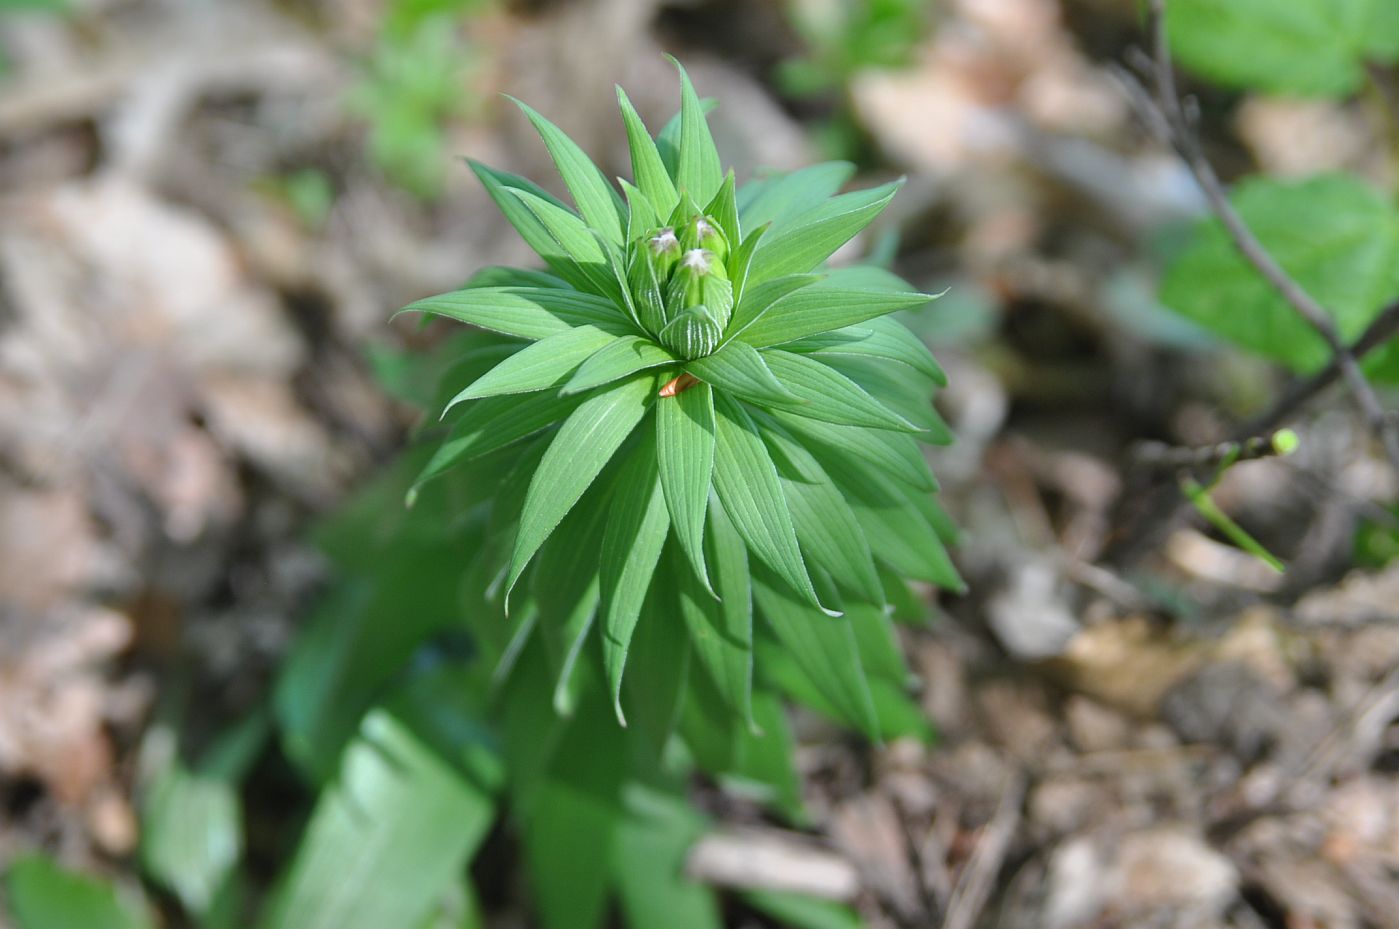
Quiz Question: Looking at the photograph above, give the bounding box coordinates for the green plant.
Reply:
[349,0,490,196]
[4,63,955,929]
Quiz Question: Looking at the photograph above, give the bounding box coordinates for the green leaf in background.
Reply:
[6,856,153,929]
[744,888,864,929]
[753,573,879,738]
[1166,0,1399,96]
[676,502,754,725]
[612,786,722,929]
[261,707,497,929]
[1161,174,1399,380]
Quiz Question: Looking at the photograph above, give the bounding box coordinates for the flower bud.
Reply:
[627,242,668,335]
[647,227,681,279]
[665,248,733,330]
[680,215,729,263]
[658,305,722,360]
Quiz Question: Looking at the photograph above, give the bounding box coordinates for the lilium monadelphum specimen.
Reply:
[400,62,960,737]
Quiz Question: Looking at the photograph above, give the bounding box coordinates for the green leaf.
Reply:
[818,354,949,439]
[762,350,919,431]
[738,161,856,229]
[613,787,723,929]
[737,287,932,348]
[657,381,717,590]
[743,890,864,929]
[726,273,820,340]
[600,431,672,722]
[677,501,754,724]
[447,325,620,405]
[786,315,947,385]
[621,577,693,756]
[413,391,588,493]
[507,375,655,598]
[463,266,570,290]
[685,339,799,406]
[728,222,771,307]
[531,492,608,715]
[772,412,937,491]
[705,170,741,245]
[617,86,679,216]
[140,750,244,918]
[753,573,879,737]
[713,394,834,615]
[1161,174,1399,379]
[672,58,724,204]
[621,180,661,239]
[261,709,496,929]
[468,160,595,292]
[564,336,677,394]
[727,690,804,822]
[760,420,883,605]
[511,189,628,303]
[510,96,626,242]
[822,453,964,591]
[748,181,901,282]
[400,287,624,340]
[6,856,153,929]
[1166,0,1399,97]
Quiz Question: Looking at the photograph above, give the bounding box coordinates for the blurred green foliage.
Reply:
[350,0,491,196]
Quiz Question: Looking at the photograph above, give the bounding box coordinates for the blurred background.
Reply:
[2,0,1398,926]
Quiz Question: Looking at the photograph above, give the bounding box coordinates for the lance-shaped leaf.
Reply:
[657,381,716,591]
[736,287,933,348]
[685,340,798,406]
[712,394,835,615]
[469,160,594,292]
[772,412,937,491]
[786,315,947,385]
[738,161,856,229]
[677,499,753,725]
[820,450,964,592]
[620,180,660,239]
[446,325,620,407]
[620,579,692,756]
[563,336,677,395]
[748,180,901,282]
[464,266,571,290]
[760,420,883,605]
[511,189,628,304]
[673,58,724,204]
[763,350,919,431]
[725,274,819,341]
[617,86,679,215]
[728,222,770,307]
[705,171,740,245]
[399,287,624,341]
[507,375,655,600]
[412,391,588,495]
[820,354,950,440]
[600,432,671,722]
[533,495,607,716]
[510,96,626,243]
[753,572,879,738]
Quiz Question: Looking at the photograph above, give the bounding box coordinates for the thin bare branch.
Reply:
[1139,0,1399,473]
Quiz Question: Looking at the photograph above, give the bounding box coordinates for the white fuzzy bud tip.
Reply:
[681,248,712,272]
[650,229,679,253]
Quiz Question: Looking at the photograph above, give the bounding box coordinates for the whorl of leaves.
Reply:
[399,61,959,732]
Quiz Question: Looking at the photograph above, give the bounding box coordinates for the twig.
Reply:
[1242,301,1399,436]
[942,773,1025,929]
[687,826,861,901]
[1133,0,1399,474]
[1131,433,1288,472]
